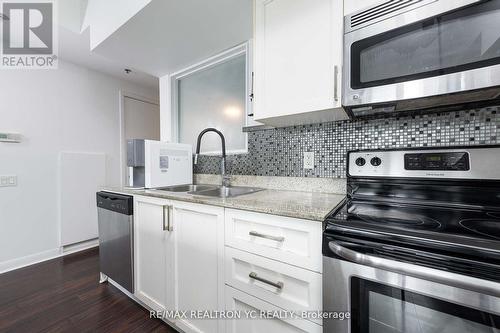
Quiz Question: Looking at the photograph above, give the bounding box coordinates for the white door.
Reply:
[124,97,160,140]
[172,201,225,333]
[122,96,160,185]
[253,0,344,123]
[134,195,171,312]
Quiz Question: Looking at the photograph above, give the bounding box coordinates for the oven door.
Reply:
[323,241,500,333]
[343,0,500,115]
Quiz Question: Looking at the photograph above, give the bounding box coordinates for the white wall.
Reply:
[0,60,158,270]
[159,74,172,142]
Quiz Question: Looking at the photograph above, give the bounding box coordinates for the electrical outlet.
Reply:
[0,175,17,187]
[304,152,314,170]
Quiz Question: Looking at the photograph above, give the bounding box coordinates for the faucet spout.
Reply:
[194,128,228,187]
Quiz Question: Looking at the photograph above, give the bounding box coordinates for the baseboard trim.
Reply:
[0,240,99,274]
[62,238,99,255]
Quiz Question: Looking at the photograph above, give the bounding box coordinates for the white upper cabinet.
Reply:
[253,0,348,127]
[344,0,382,15]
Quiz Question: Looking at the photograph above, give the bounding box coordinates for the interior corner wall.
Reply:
[0,60,158,269]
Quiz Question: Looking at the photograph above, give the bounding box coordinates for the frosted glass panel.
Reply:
[178,55,246,153]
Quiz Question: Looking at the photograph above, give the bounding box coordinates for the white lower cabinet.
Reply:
[134,197,224,333]
[132,196,323,333]
[134,195,172,312]
[172,201,225,333]
[225,286,322,333]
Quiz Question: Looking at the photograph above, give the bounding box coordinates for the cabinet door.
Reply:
[172,202,225,333]
[225,286,322,333]
[254,0,344,125]
[134,196,171,312]
[344,0,381,15]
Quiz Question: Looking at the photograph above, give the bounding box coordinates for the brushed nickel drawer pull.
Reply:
[249,231,285,242]
[249,272,284,290]
[162,205,168,231]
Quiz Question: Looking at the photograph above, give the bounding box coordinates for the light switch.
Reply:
[0,175,17,187]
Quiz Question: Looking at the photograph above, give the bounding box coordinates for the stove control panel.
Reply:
[348,147,500,180]
[404,152,470,171]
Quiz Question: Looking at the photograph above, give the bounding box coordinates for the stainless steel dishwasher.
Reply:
[96,191,134,293]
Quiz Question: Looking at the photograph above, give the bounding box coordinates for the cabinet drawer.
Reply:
[225,247,322,325]
[224,209,322,272]
[225,285,322,333]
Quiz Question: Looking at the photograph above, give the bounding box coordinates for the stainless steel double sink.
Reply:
[154,184,264,198]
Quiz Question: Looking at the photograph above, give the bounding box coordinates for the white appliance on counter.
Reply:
[127,139,192,188]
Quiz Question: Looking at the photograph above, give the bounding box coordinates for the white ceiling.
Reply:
[59,26,160,89]
[4,0,252,89]
[57,0,159,89]
[92,0,253,77]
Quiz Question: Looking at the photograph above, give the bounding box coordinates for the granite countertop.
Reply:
[103,186,346,222]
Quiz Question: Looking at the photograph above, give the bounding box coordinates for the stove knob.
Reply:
[355,157,366,166]
[371,157,382,166]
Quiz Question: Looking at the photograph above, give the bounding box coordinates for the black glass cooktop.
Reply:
[325,200,500,257]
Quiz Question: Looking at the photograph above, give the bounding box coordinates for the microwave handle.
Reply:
[334,65,339,102]
[328,241,500,298]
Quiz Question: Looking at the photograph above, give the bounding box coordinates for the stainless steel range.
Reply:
[323,146,500,332]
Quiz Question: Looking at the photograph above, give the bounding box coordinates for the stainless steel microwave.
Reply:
[343,0,500,117]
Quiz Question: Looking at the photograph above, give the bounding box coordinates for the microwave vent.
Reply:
[350,0,428,29]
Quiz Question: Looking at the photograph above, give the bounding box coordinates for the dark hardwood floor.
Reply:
[0,248,177,333]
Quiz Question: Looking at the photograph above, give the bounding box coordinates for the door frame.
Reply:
[118,90,160,187]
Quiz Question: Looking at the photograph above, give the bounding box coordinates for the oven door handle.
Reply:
[328,241,500,298]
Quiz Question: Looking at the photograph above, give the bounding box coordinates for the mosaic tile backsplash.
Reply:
[194,106,500,178]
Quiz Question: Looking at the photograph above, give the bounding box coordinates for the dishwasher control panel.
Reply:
[96,192,133,215]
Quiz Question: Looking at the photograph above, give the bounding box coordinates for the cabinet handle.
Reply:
[334,65,339,102]
[168,205,173,231]
[162,205,173,231]
[249,272,284,290]
[249,71,254,102]
[249,231,284,242]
